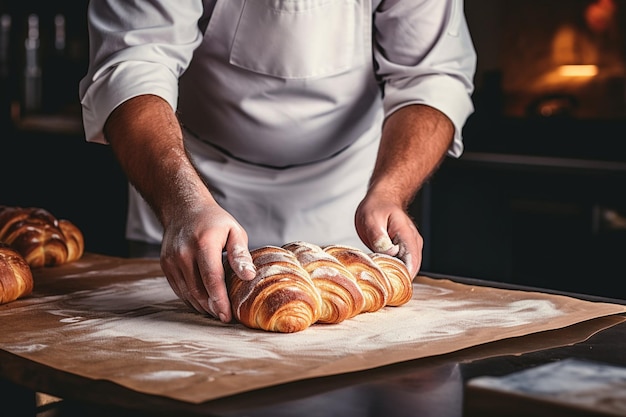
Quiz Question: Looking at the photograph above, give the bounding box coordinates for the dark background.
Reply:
[1,0,625,298]
[417,0,626,298]
[0,1,128,257]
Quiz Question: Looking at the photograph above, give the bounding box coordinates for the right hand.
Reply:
[104,95,257,323]
[104,95,256,322]
[355,187,423,278]
[159,200,257,322]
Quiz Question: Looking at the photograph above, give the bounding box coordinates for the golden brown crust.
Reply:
[226,242,415,333]
[225,246,322,333]
[58,219,85,264]
[283,241,365,324]
[369,253,413,306]
[0,242,34,304]
[0,206,84,268]
[0,205,28,238]
[322,244,391,313]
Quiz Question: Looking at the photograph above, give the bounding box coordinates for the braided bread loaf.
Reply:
[323,244,392,314]
[225,241,413,333]
[283,241,365,324]
[0,205,84,268]
[369,252,414,306]
[0,242,34,304]
[226,245,323,333]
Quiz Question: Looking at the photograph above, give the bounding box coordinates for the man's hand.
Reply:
[355,190,422,278]
[104,94,256,322]
[159,201,256,322]
[357,104,455,277]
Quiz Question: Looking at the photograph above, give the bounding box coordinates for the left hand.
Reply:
[355,105,454,278]
[355,189,423,278]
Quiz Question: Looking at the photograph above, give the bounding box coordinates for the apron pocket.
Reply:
[230,0,363,79]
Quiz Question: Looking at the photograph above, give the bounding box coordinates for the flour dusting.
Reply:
[1,268,617,405]
[135,370,196,381]
[2,278,565,364]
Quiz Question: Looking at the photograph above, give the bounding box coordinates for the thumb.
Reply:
[228,244,256,281]
[372,228,400,256]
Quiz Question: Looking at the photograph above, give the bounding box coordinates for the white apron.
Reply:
[126,0,383,252]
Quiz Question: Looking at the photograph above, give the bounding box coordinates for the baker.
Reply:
[79,0,476,323]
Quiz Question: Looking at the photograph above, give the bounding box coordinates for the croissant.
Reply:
[58,219,85,264]
[225,245,323,333]
[0,206,84,268]
[0,205,28,237]
[225,242,415,333]
[283,241,365,324]
[369,253,413,306]
[0,242,34,304]
[323,244,391,313]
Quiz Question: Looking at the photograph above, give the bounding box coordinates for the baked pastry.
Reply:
[58,219,85,264]
[0,206,84,268]
[225,245,323,333]
[0,242,34,304]
[283,241,365,324]
[226,241,415,333]
[323,244,391,313]
[369,253,413,306]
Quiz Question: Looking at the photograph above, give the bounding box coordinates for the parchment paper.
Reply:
[0,254,624,404]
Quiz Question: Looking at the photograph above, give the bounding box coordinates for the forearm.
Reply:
[103,94,213,227]
[369,104,454,207]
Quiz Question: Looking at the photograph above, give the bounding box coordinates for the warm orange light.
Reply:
[558,65,598,77]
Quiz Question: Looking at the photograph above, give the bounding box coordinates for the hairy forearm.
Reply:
[103,94,212,226]
[369,104,455,207]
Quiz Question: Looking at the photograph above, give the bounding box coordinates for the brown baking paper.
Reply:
[0,254,624,404]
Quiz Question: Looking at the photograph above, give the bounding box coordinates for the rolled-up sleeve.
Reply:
[374,0,476,157]
[79,1,204,144]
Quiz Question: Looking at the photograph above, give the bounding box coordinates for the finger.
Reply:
[392,224,423,278]
[372,227,400,256]
[227,243,256,281]
[175,253,214,315]
[197,246,232,323]
[162,260,185,300]
[165,259,207,314]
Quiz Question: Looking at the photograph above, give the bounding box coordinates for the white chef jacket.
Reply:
[79,0,476,251]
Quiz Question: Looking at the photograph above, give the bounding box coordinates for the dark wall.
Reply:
[1,130,129,258]
[1,1,129,257]
[418,0,626,298]
[2,0,625,298]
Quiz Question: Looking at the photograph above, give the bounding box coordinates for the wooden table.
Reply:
[1,258,625,417]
